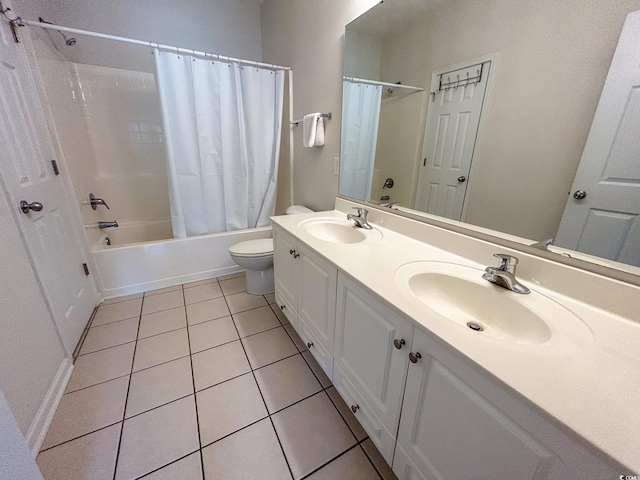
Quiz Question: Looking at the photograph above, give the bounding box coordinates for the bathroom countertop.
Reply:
[271,206,640,472]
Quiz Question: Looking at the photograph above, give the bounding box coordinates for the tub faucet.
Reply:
[347,207,373,229]
[98,221,119,229]
[482,253,530,294]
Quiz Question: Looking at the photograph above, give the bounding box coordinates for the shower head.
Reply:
[59,31,76,46]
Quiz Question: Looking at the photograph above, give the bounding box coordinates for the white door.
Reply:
[415,61,490,220]
[0,19,96,354]
[556,11,640,266]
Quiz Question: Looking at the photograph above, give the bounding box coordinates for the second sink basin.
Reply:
[395,262,592,346]
[300,218,382,244]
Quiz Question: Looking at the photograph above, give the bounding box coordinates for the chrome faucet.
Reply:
[530,238,553,251]
[482,253,530,294]
[346,207,373,229]
[89,193,110,210]
[98,221,119,229]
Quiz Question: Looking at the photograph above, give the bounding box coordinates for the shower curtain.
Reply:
[154,49,285,237]
[339,81,382,201]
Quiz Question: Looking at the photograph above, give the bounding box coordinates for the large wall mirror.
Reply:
[339,0,640,278]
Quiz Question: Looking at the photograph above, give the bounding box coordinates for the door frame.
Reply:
[414,52,499,222]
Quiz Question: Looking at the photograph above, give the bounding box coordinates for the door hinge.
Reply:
[51,160,60,175]
[423,158,427,166]
[82,263,90,275]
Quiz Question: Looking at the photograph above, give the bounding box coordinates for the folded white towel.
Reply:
[303,113,325,148]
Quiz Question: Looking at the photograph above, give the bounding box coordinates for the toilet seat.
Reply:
[229,238,273,258]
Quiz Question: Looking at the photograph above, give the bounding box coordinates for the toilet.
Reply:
[228,205,313,295]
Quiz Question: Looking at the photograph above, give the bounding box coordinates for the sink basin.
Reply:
[300,218,382,244]
[395,262,592,346]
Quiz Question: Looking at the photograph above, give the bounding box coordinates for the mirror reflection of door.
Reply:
[414,60,492,221]
[556,11,640,266]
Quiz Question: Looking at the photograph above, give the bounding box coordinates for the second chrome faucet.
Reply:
[483,253,530,294]
[347,207,373,229]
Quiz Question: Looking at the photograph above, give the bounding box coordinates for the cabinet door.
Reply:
[334,273,413,437]
[273,228,297,326]
[297,244,337,354]
[395,328,617,480]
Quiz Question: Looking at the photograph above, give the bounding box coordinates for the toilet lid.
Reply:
[229,238,273,257]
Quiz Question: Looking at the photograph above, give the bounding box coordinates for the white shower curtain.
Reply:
[154,49,285,237]
[339,81,382,201]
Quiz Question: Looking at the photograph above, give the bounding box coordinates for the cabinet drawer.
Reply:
[333,364,396,465]
[274,286,297,328]
[297,319,333,381]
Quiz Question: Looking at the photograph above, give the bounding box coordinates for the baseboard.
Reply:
[26,358,74,455]
[101,265,244,298]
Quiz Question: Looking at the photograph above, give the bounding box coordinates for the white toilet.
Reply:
[228,205,313,295]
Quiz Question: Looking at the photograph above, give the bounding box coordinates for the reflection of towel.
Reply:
[303,113,325,147]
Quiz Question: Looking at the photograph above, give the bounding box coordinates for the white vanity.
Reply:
[272,198,640,480]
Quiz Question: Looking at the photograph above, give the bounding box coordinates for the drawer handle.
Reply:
[409,352,422,363]
[393,338,405,349]
[280,304,286,310]
[351,404,359,413]
[307,342,314,348]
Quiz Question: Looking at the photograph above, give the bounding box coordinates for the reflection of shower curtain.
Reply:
[339,81,382,201]
[154,49,285,237]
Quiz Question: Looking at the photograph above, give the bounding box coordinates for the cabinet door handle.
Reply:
[351,404,359,413]
[307,342,313,348]
[293,252,300,258]
[289,249,295,255]
[280,304,286,310]
[393,338,405,349]
[409,352,422,363]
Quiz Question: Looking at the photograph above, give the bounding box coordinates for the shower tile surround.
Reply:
[37,273,393,480]
[27,32,172,248]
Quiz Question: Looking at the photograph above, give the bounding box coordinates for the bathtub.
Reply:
[92,223,272,298]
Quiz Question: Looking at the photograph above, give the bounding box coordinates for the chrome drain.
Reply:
[467,321,484,332]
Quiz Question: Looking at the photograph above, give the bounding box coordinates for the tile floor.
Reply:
[37,272,397,480]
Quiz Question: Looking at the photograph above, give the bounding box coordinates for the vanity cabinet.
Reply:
[273,227,337,379]
[333,273,414,463]
[393,328,617,480]
[273,222,621,480]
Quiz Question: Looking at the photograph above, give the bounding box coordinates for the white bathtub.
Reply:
[92,225,272,298]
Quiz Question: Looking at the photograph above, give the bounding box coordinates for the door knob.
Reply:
[393,338,405,349]
[20,200,44,214]
[457,176,466,183]
[307,342,313,348]
[573,190,587,200]
[409,352,422,363]
[280,305,286,310]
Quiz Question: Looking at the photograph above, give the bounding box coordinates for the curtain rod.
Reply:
[22,19,291,71]
[343,76,424,91]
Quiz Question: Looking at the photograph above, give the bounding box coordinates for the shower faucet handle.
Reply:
[89,193,110,210]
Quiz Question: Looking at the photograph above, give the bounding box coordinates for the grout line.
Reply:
[112,295,144,480]
[182,287,206,480]
[100,295,144,306]
[76,337,137,357]
[299,443,363,480]
[358,443,386,480]
[198,412,269,452]
[89,314,141,330]
[64,372,132,395]
[135,449,201,479]
[223,291,296,480]
[38,420,123,453]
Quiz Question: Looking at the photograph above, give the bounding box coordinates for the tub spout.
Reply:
[98,221,118,229]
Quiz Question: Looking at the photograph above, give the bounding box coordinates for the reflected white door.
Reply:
[415,61,491,220]
[556,11,640,266]
[0,21,96,354]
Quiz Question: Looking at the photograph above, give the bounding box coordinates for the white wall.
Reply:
[0,393,43,480]
[261,0,379,211]
[0,187,66,436]
[363,0,640,239]
[18,0,263,72]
